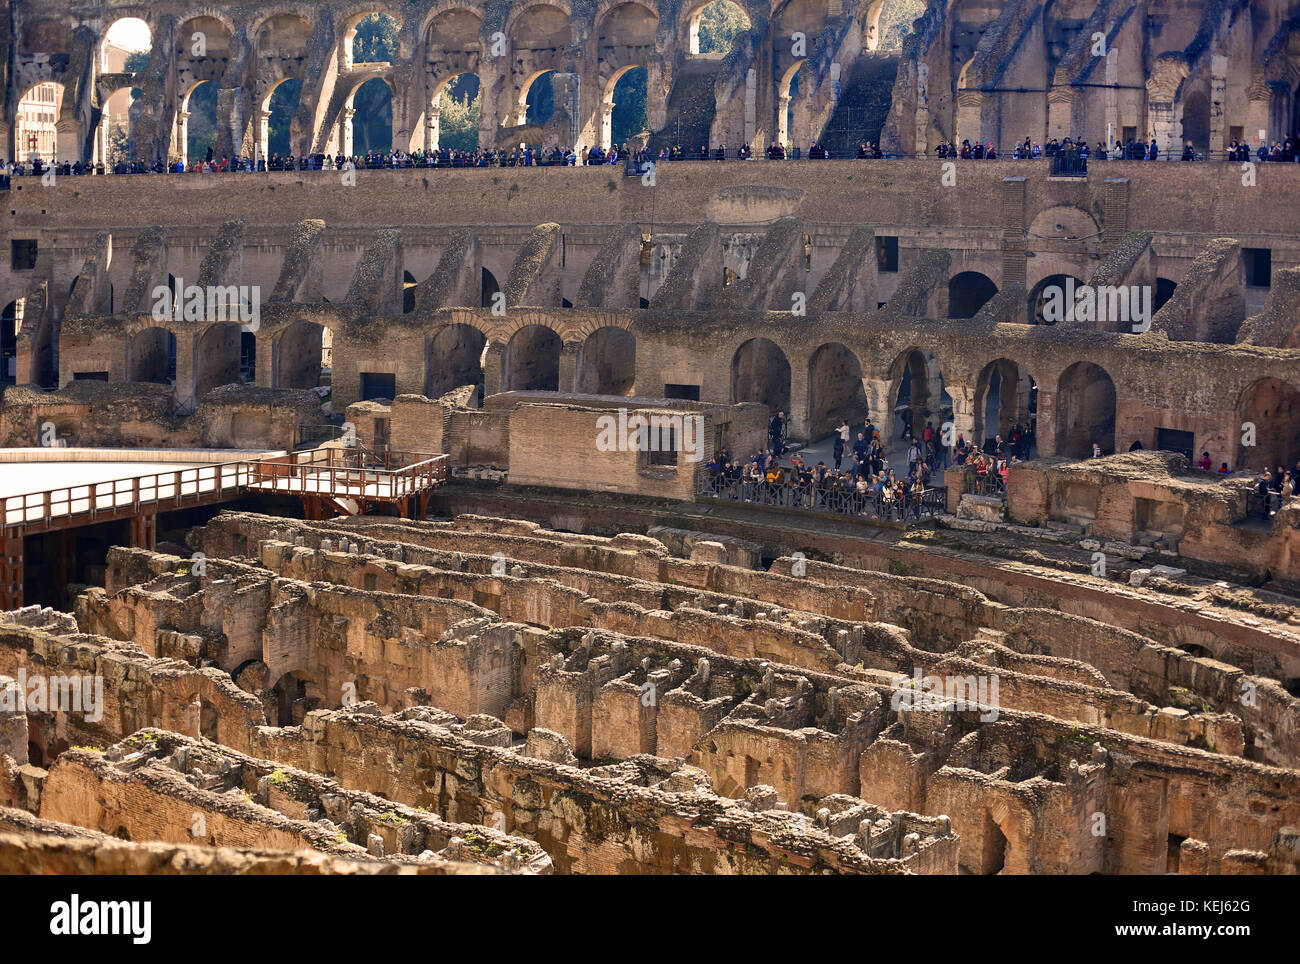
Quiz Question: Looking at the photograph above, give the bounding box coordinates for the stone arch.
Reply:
[426,71,481,151]
[508,4,571,125]
[425,323,487,400]
[888,347,948,448]
[974,358,1036,450]
[601,64,649,150]
[685,0,751,56]
[1055,361,1116,458]
[14,81,65,162]
[128,326,177,384]
[268,669,321,727]
[731,337,791,416]
[262,76,305,158]
[1235,377,1300,472]
[345,75,395,154]
[807,342,867,440]
[274,320,326,390]
[1027,273,1086,325]
[342,10,402,70]
[576,326,636,395]
[948,270,998,319]
[504,324,562,391]
[194,321,245,398]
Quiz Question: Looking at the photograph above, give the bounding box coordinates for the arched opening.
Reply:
[15,82,65,162]
[269,670,319,727]
[1236,378,1300,472]
[975,358,1036,452]
[481,267,500,308]
[182,80,219,165]
[689,0,752,56]
[982,810,1008,875]
[521,70,556,127]
[265,78,304,158]
[778,60,808,148]
[275,321,326,390]
[128,327,177,384]
[100,18,152,165]
[948,271,998,319]
[604,66,649,150]
[255,14,313,157]
[509,4,569,126]
[1055,361,1116,458]
[1181,89,1210,156]
[890,348,949,448]
[597,3,655,148]
[1027,274,1085,325]
[431,73,481,151]
[504,325,561,391]
[195,322,244,398]
[1,301,19,385]
[349,12,399,68]
[577,326,636,395]
[425,324,487,400]
[731,338,792,416]
[1154,277,1177,313]
[347,77,393,155]
[807,343,867,440]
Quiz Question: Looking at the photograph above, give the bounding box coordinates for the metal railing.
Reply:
[697,473,945,522]
[960,466,1007,500]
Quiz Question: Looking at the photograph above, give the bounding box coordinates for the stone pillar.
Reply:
[863,376,895,452]
[778,93,792,147]
[176,109,191,166]
[745,68,757,147]
[1209,55,1227,156]
[946,384,976,446]
[599,102,614,150]
[483,341,505,397]
[788,362,810,443]
[558,341,581,393]
[425,105,440,152]
[339,107,355,158]
[255,332,273,389]
[174,331,197,407]
[56,119,83,165]
[256,109,271,163]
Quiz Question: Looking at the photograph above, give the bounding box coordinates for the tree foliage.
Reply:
[610,67,647,147]
[439,75,480,152]
[697,1,750,54]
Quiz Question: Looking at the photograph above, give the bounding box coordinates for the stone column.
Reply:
[558,341,581,393]
[599,102,614,150]
[863,376,895,452]
[947,383,976,450]
[256,109,271,163]
[787,362,810,443]
[483,341,505,397]
[174,331,197,407]
[339,107,355,158]
[1209,54,1227,156]
[176,109,191,166]
[425,105,440,152]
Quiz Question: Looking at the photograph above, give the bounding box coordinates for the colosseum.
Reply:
[0,0,1297,892]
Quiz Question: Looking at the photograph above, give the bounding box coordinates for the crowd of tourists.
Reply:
[9,131,1300,184]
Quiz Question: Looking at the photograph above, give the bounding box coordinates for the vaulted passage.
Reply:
[1055,362,1116,458]
[948,271,998,319]
[577,326,636,396]
[807,342,867,439]
[731,338,791,417]
[505,325,561,392]
[975,358,1035,449]
[1236,377,1300,472]
[275,321,326,390]
[426,324,487,401]
[128,327,177,384]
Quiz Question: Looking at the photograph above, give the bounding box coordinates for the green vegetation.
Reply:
[696,1,750,54]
